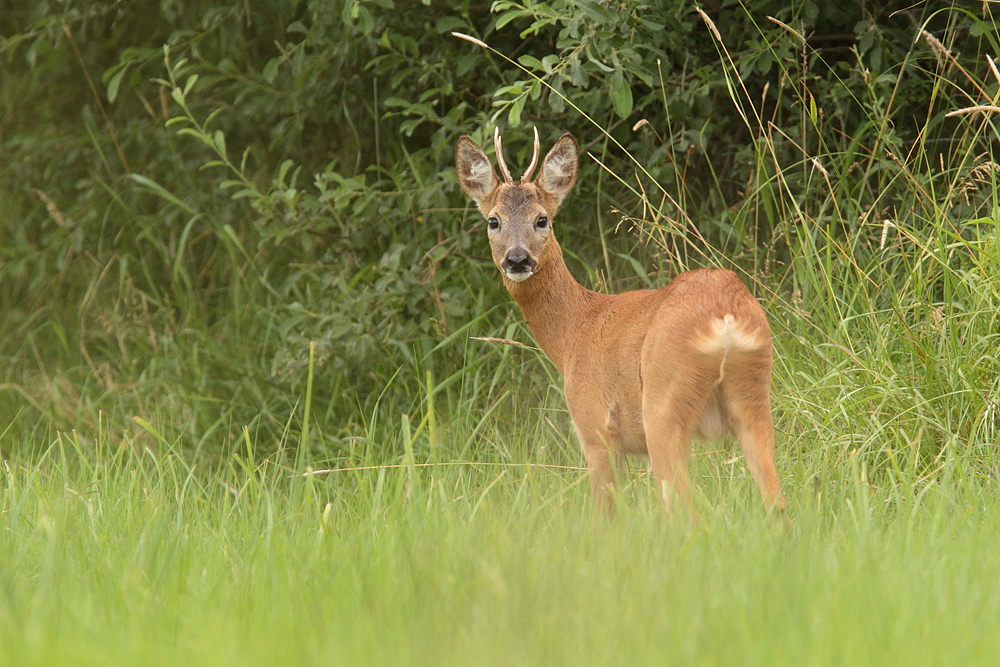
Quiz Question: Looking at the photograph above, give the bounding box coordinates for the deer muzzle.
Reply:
[501,249,537,282]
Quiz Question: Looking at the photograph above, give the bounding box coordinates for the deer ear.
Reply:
[536,133,578,204]
[455,136,498,207]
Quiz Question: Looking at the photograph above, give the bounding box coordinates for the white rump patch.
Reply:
[696,314,763,354]
[695,315,765,384]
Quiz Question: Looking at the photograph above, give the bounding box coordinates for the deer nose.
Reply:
[502,249,536,274]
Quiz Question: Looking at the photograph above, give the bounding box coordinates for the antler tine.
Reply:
[520,127,541,183]
[493,127,514,185]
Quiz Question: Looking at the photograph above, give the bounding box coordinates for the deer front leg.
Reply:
[573,422,622,513]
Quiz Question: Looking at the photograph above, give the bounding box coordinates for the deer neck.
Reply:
[503,237,594,373]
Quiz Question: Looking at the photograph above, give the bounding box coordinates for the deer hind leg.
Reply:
[641,365,716,516]
[722,350,786,515]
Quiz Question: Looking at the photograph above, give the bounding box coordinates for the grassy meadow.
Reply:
[3,1,1000,665]
[3,407,1000,665]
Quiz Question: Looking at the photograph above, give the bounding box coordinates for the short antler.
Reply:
[520,127,540,184]
[494,127,514,185]
[493,127,541,185]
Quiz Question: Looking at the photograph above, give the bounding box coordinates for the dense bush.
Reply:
[1,1,997,464]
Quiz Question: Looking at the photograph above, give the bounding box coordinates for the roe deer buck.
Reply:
[455,128,786,516]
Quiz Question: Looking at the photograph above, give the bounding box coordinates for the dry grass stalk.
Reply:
[472,336,529,348]
[450,31,489,49]
[694,7,722,43]
[954,159,1000,205]
[946,105,1000,117]
[988,55,1000,87]
[32,189,68,228]
[921,30,955,64]
[767,16,805,43]
[880,219,895,250]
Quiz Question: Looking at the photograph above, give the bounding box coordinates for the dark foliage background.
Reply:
[1,0,993,457]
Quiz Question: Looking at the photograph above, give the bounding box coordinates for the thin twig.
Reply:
[61,20,130,173]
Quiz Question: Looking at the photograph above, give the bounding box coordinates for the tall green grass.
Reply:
[601,10,1000,491]
[2,410,1000,666]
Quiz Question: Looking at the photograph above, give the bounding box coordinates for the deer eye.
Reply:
[487,217,500,231]
[536,216,548,229]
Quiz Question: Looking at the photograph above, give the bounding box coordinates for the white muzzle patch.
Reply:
[504,270,533,282]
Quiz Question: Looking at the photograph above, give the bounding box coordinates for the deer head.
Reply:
[455,129,578,282]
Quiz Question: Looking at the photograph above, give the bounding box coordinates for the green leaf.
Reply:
[129,174,194,213]
[614,251,652,287]
[400,118,424,136]
[585,47,615,73]
[435,16,466,33]
[203,108,224,129]
[177,127,211,146]
[262,57,280,83]
[106,67,127,103]
[494,84,523,97]
[518,54,543,70]
[577,0,614,24]
[183,74,199,97]
[214,130,227,156]
[549,78,566,113]
[277,159,295,185]
[523,18,555,38]
[569,58,587,86]
[352,4,374,34]
[610,71,633,119]
[230,188,259,200]
[508,95,525,127]
[495,10,526,31]
[383,97,412,109]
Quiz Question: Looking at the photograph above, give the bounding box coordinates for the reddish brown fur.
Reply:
[455,130,786,516]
